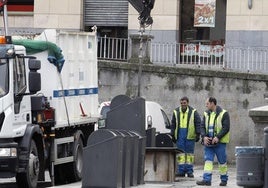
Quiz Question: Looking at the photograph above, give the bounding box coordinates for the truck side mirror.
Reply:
[28,59,41,93]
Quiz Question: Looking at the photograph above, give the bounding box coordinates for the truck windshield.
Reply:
[0,60,8,97]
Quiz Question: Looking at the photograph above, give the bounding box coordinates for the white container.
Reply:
[32,29,99,128]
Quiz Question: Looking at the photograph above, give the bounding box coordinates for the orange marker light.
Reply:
[0,36,6,44]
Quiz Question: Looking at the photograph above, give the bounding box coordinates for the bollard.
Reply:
[264,127,268,188]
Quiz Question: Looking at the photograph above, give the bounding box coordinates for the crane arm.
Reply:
[128,0,155,26]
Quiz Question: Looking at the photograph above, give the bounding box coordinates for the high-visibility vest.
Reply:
[174,107,196,140]
[204,110,230,143]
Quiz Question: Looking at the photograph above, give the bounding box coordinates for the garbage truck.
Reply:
[0,4,99,188]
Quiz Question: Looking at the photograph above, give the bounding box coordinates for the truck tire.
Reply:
[54,164,66,185]
[54,134,84,185]
[72,136,83,180]
[64,134,84,183]
[16,139,39,188]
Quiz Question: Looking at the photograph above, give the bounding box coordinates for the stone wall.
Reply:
[98,60,268,164]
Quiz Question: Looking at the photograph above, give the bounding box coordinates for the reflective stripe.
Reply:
[53,87,98,97]
[186,153,194,164]
[174,110,178,139]
[208,112,216,137]
[187,109,196,139]
[204,160,213,173]
[180,111,188,128]
[219,163,228,175]
[177,153,186,164]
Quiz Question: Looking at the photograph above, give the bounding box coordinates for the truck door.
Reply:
[13,56,31,133]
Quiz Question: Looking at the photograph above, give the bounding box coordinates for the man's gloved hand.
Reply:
[195,134,200,142]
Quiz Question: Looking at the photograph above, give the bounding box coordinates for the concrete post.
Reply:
[249,105,268,146]
[249,106,268,188]
[128,33,154,64]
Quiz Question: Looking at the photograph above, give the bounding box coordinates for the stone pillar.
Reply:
[128,34,154,64]
[248,105,268,146]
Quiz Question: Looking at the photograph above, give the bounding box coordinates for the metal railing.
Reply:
[151,42,225,68]
[225,46,268,73]
[97,36,128,61]
[151,42,268,73]
[97,37,268,74]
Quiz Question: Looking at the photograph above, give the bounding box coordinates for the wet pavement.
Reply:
[49,165,241,188]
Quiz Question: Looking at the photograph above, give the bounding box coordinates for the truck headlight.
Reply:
[0,148,17,157]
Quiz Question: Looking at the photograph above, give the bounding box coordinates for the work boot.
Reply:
[196,180,211,186]
[219,181,227,186]
[176,173,185,177]
[187,173,194,178]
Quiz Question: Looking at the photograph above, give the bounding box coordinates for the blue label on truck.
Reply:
[53,87,98,97]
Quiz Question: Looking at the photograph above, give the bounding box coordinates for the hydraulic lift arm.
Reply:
[128,0,155,27]
[127,0,155,97]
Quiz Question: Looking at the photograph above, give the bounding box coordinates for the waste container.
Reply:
[128,131,139,186]
[130,131,146,185]
[155,133,174,147]
[114,130,131,187]
[82,129,124,188]
[236,146,264,187]
[146,127,156,147]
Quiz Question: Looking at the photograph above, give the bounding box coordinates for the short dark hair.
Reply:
[208,97,217,105]
[180,96,189,102]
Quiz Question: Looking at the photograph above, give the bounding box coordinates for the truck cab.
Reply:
[0,37,44,188]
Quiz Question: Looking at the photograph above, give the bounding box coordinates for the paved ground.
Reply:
[172,165,240,188]
[49,165,241,188]
[0,165,242,187]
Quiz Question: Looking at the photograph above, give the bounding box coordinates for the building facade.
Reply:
[1,0,267,46]
[129,0,268,47]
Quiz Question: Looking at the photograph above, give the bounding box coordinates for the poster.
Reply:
[194,0,216,27]
[181,43,224,58]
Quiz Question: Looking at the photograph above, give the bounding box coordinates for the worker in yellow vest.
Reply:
[171,96,201,178]
[196,97,230,186]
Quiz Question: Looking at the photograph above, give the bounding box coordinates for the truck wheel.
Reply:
[72,137,83,180]
[16,140,39,188]
[54,136,83,184]
[54,164,66,185]
[66,135,84,182]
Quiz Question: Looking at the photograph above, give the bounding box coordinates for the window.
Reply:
[180,0,226,44]
[0,60,9,97]
[161,109,171,129]
[13,56,26,94]
[7,0,34,12]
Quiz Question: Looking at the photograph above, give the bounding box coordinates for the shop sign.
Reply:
[194,0,216,27]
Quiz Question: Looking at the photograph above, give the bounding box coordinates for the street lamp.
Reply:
[248,0,253,9]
